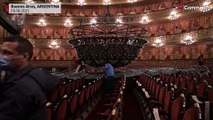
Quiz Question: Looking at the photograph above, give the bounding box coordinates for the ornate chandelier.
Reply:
[68,5,147,67]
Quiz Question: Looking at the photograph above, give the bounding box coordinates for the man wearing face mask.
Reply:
[0,36,59,120]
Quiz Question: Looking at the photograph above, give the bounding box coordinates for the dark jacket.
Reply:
[0,64,59,120]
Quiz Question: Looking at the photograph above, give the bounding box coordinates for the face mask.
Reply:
[0,55,11,70]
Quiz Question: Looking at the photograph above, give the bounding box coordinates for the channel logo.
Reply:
[176,5,211,11]
[5,5,9,13]
[176,5,184,10]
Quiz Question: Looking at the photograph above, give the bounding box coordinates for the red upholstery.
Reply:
[69,91,78,114]
[183,106,199,120]
[71,81,77,93]
[85,85,91,101]
[171,97,184,120]
[90,84,95,98]
[208,88,213,103]
[180,78,187,90]
[55,97,68,120]
[46,105,52,120]
[49,88,58,103]
[196,82,207,99]
[78,87,85,108]
[187,80,196,95]
[58,84,66,98]
[65,80,72,95]
[162,91,173,113]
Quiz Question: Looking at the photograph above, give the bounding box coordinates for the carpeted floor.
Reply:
[122,90,143,120]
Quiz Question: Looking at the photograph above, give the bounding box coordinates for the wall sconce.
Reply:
[200,0,212,12]
[103,0,111,5]
[48,39,61,49]
[181,33,196,45]
[25,0,34,4]
[64,18,73,28]
[37,18,47,27]
[168,10,179,20]
[140,15,150,24]
[152,36,165,47]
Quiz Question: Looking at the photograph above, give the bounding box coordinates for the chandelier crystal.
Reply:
[90,18,98,26]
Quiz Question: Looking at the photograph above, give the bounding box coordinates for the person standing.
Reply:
[103,63,115,93]
[0,36,59,120]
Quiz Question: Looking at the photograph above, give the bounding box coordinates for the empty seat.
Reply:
[170,97,184,120]
[183,106,199,120]
[54,95,68,120]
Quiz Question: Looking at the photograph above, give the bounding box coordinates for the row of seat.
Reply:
[49,78,85,104]
[141,72,212,102]
[46,78,103,120]
[135,73,212,120]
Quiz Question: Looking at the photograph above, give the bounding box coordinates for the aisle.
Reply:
[122,90,143,120]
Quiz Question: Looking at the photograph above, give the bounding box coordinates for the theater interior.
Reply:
[0,0,213,120]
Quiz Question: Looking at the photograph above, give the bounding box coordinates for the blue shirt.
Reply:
[104,63,114,77]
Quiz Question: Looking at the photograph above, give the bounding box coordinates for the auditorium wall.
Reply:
[138,44,213,60]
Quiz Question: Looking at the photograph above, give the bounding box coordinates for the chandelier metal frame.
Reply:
[68,5,147,67]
